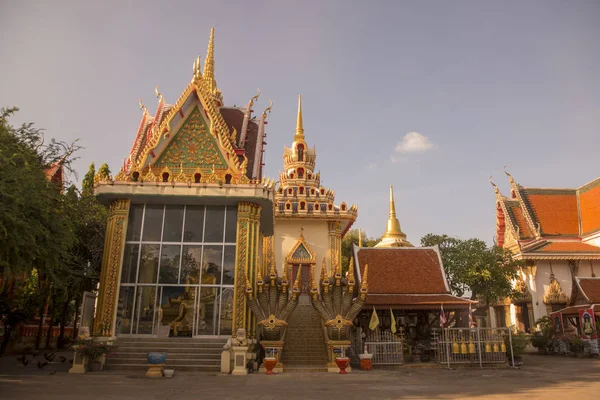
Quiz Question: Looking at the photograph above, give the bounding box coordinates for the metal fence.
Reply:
[364,330,404,365]
[433,327,513,367]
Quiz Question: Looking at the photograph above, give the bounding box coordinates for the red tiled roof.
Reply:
[580,180,600,235]
[530,241,600,254]
[504,201,534,239]
[578,278,600,303]
[366,294,473,309]
[219,108,261,180]
[356,247,449,295]
[524,190,579,236]
[554,304,600,316]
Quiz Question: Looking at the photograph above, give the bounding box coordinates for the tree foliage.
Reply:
[341,229,379,273]
[420,233,521,305]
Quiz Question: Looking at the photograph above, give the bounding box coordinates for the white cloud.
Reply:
[395,132,434,154]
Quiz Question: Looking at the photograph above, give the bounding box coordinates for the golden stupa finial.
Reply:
[294,94,304,141]
[382,185,404,239]
[155,85,163,102]
[249,88,261,108]
[358,230,363,247]
[262,100,273,119]
[504,165,515,184]
[139,98,147,114]
[203,27,216,92]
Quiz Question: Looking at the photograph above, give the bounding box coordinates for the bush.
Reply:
[531,317,553,353]
[508,331,530,358]
[73,337,116,363]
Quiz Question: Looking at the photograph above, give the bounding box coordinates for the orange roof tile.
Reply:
[356,247,449,295]
[580,181,600,235]
[524,190,579,236]
[577,278,600,303]
[531,241,600,253]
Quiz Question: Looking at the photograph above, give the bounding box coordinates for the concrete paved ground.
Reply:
[0,353,599,399]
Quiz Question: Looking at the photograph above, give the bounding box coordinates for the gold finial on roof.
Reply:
[203,27,216,92]
[295,94,304,141]
[155,85,163,102]
[358,230,363,247]
[262,100,273,119]
[504,165,515,184]
[249,88,261,108]
[347,257,355,283]
[380,185,406,241]
[489,176,500,195]
[139,98,147,114]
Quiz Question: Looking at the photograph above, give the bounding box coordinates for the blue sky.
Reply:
[1,0,599,244]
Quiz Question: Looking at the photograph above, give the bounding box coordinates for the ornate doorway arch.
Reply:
[285,231,316,295]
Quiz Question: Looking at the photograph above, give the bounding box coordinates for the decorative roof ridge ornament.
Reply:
[262,100,273,120]
[489,175,502,197]
[203,27,217,93]
[504,165,515,185]
[248,88,261,109]
[139,98,147,114]
[155,85,163,102]
[294,94,304,142]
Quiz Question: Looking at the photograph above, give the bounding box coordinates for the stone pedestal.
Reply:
[69,347,88,374]
[326,340,352,373]
[231,345,249,376]
[220,350,231,373]
[146,364,164,378]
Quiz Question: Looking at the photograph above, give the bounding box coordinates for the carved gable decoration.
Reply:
[543,274,569,305]
[154,106,227,169]
[286,233,316,264]
[512,274,532,302]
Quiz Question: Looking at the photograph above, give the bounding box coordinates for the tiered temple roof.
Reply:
[491,171,600,259]
[274,96,357,235]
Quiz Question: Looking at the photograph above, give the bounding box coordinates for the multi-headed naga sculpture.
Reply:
[245,263,302,368]
[309,256,368,367]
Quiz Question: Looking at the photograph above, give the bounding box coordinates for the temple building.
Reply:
[352,186,473,352]
[489,171,600,331]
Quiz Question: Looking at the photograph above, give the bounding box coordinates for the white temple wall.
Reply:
[530,260,572,321]
[273,219,330,278]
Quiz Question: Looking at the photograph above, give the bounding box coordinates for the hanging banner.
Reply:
[578,308,599,355]
[550,311,564,336]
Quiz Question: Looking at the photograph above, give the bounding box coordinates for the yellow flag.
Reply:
[369,307,379,331]
[390,309,397,334]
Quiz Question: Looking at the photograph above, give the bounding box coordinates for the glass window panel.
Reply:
[222,245,236,285]
[224,206,237,243]
[157,286,192,337]
[121,244,140,283]
[202,245,222,285]
[133,286,156,335]
[159,245,181,284]
[163,205,184,242]
[126,204,144,241]
[142,205,164,242]
[197,286,218,335]
[204,205,225,243]
[219,287,234,336]
[181,245,202,284]
[183,205,205,242]
[138,244,160,283]
[116,286,135,335]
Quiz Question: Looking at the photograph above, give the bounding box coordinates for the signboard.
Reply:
[578,308,599,355]
[550,311,564,336]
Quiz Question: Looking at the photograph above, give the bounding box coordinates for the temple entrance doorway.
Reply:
[291,264,311,295]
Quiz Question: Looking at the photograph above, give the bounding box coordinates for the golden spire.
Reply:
[383,185,404,239]
[294,94,304,141]
[203,27,216,92]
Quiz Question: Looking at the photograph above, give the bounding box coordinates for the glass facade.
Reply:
[115,204,236,337]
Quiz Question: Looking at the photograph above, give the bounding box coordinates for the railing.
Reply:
[19,325,74,338]
[434,327,512,367]
[364,330,404,365]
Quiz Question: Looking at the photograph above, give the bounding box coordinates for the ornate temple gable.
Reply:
[109,28,263,184]
[543,273,570,305]
[154,105,228,169]
[274,96,357,235]
[285,231,317,264]
[503,170,541,238]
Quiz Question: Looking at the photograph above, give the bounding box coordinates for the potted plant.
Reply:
[507,331,530,366]
[73,337,116,372]
[531,317,553,355]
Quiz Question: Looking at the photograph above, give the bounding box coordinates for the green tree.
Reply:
[341,229,379,274]
[420,234,521,305]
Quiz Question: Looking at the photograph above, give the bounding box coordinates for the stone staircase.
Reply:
[104,337,226,372]
[282,297,328,371]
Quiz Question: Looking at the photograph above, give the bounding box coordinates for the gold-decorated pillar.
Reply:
[327,221,342,267]
[504,305,512,328]
[526,303,535,331]
[93,199,130,336]
[232,202,262,337]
